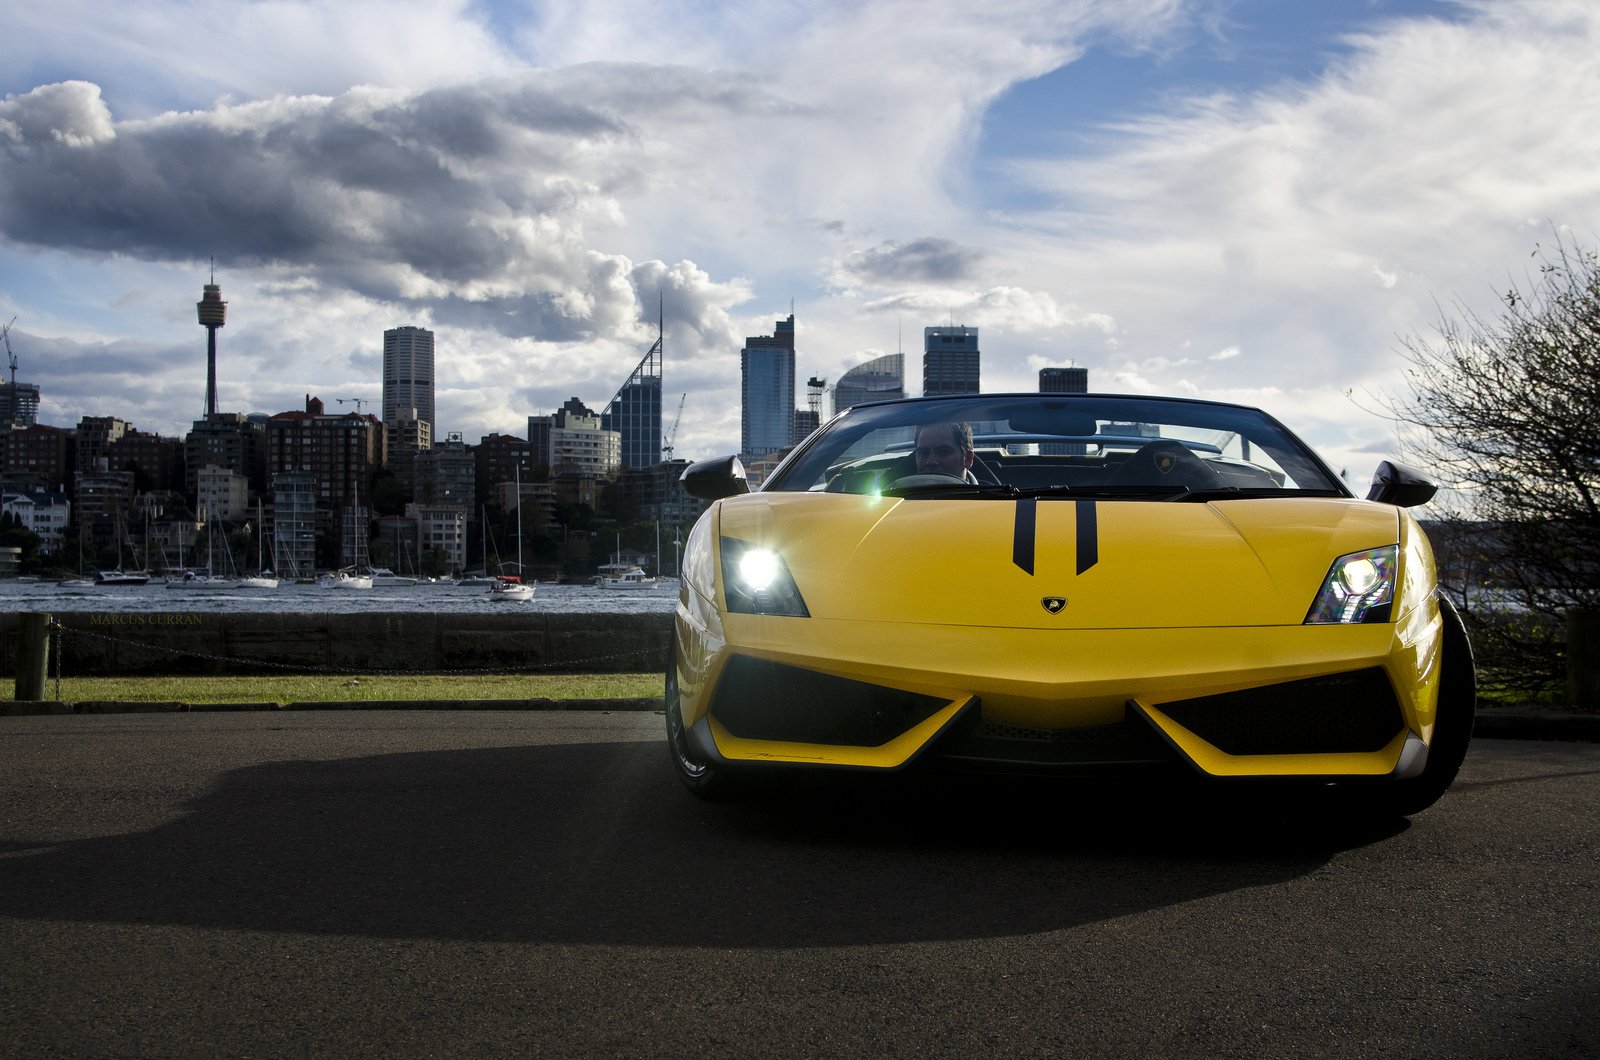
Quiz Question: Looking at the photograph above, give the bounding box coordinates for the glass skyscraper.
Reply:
[382,326,435,432]
[741,314,796,460]
[922,326,979,396]
[835,352,904,412]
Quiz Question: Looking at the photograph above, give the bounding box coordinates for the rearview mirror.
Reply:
[1366,460,1437,508]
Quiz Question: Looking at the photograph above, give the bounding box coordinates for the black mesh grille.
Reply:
[711,656,948,746]
[1156,668,1403,755]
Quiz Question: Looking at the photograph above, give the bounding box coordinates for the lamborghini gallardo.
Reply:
[667,393,1474,816]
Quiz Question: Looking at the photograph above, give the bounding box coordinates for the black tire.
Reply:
[1364,595,1477,818]
[664,630,730,798]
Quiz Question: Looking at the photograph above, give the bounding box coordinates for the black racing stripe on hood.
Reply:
[1013,497,1098,576]
[1076,499,1099,574]
[1012,496,1036,575]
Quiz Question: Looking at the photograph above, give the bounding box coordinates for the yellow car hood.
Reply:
[718,492,1402,629]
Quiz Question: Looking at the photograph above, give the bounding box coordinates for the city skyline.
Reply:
[4,2,1600,495]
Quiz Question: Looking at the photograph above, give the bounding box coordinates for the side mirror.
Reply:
[1366,460,1437,508]
[680,455,751,500]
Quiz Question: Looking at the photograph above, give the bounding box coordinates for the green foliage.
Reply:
[1,673,663,704]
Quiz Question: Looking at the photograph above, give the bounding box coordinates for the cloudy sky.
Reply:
[3,0,1597,486]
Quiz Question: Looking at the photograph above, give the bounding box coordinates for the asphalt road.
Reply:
[1,711,1596,1058]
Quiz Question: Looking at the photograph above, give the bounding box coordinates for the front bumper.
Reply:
[674,610,1444,780]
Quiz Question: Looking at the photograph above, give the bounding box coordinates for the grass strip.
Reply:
[5,673,663,704]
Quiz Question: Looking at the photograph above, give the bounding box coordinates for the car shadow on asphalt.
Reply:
[0,739,1405,949]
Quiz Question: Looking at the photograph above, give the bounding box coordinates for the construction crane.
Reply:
[337,397,372,414]
[2,317,16,385]
[662,392,687,459]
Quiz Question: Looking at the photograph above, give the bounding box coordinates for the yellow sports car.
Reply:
[668,393,1474,816]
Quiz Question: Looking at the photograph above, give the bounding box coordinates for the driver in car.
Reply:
[914,422,977,481]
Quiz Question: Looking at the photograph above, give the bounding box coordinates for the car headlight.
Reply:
[1305,545,1397,624]
[720,537,809,617]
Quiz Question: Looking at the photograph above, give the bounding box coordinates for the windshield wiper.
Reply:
[882,482,1020,499]
[1174,487,1345,502]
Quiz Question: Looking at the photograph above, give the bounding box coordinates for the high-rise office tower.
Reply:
[835,352,905,411]
[923,325,979,396]
[196,276,227,417]
[383,326,436,432]
[603,305,663,469]
[0,318,40,430]
[1039,366,1091,455]
[741,314,796,460]
[1039,366,1089,393]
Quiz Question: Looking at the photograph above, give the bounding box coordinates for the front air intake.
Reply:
[1155,668,1403,755]
[711,656,948,746]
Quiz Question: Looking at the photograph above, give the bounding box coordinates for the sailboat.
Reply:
[168,513,240,589]
[238,502,279,589]
[456,505,500,585]
[319,505,373,588]
[487,470,534,602]
[96,511,151,585]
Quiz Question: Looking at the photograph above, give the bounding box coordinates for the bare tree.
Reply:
[1383,231,1600,691]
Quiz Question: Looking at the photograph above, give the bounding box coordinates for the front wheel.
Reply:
[1365,596,1477,818]
[664,631,729,798]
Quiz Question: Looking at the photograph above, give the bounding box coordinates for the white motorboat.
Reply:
[95,569,151,586]
[165,569,239,590]
[318,568,373,589]
[237,572,280,589]
[370,566,419,587]
[598,566,659,590]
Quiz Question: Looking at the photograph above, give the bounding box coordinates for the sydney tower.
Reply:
[196,274,227,417]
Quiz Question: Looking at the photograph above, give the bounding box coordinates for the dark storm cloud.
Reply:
[0,70,776,340]
[841,237,987,284]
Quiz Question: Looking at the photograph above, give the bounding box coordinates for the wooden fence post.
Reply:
[14,612,49,702]
[1570,609,1600,709]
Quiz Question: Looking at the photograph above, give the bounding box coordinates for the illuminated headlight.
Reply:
[720,537,810,617]
[1305,545,1397,624]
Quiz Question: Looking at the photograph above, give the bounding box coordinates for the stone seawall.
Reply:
[0,612,673,676]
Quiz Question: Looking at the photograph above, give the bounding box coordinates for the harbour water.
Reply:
[3,578,679,616]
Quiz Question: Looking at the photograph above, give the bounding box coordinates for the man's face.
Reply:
[915,427,970,477]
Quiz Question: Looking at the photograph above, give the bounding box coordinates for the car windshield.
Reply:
[762,394,1348,500]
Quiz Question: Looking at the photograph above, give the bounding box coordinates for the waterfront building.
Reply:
[0,380,40,431]
[835,352,905,412]
[195,464,250,524]
[413,434,475,512]
[385,408,431,499]
[741,313,796,461]
[75,417,128,485]
[407,503,466,575]
[615,459,707,538]
[923,325,980,396]
[264,395,384,527]
[74,463,137,556]
[183,413,265,497]
[1,490,70,555]
[602,320,663,470]
[475,433,532,510]
[1,424,75,495]
[382,326,435,436]
[270,472,318,579]
[111,428,184,495]
[535,399,621,476]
